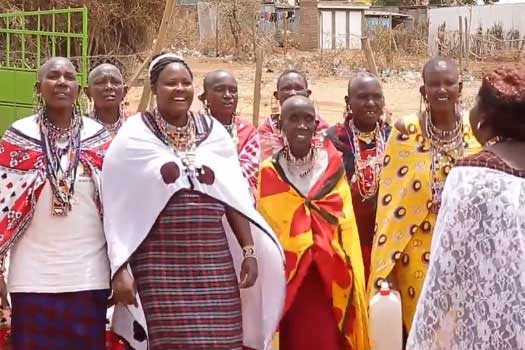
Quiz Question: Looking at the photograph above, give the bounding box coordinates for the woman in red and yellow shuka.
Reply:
[257,95,369,350]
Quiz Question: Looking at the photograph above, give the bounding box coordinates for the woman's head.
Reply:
[149,53,194,119]
[274,69,311,106]
[470,66,525,144]
[199,70,238,124]
[420,57,462,116]
[280,95,317,159]
[85,63,127,112]
[346,72,385,131]
[36,57,79,112]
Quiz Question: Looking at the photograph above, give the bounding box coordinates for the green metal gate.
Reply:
[0,7,88,133]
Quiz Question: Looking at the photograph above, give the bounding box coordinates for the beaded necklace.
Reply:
[38,110,82,216]
[282,137,317,178]
[93,106,124,136]
[154,109,199,175]
[346,120,386,200]
[425,109,464,212]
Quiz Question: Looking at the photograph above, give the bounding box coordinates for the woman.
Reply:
[326,72,391,283]
[102,53,285,350]
[85,62,129,350]
[407,66,525,350]
[259,69,328,160]
[199,70,260,191]
[0,57,112,350]
[257,95,369,350]
[368,57,480,332]
[85,63,128,136]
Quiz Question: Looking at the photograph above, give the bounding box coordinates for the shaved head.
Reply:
[37,57,76,81]
[199,70,238,124]
[281,95,315,118]
[203,70,236,94]
[348,72,380,95]
[422,57,459,83]
[280,95,317,158]
[88,63,123,84]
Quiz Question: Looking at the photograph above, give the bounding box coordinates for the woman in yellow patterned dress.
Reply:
[258,95,369,350]
[368,57,481,333]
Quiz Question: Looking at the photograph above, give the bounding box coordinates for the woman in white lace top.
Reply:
[407,65,525,350]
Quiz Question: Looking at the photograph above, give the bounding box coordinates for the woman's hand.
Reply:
[239,257,258,289]
[0,275,9,309]
[111,267,137,307]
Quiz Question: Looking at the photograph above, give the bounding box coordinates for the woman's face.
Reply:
[421,61,461,115]
[280,97,317,159]
[153,62,194,118]
[204,73,238,123]
[347,77,385,130]
[274,72,311,106]
[87,65,127,111]
[37,58,79,110]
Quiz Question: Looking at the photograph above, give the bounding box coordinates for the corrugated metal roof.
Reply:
[365,10,412,17]
[318,2,370,10]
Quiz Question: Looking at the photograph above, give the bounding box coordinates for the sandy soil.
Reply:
[126,56,481,126]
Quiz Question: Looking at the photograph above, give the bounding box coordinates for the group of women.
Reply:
[0,51,523,350]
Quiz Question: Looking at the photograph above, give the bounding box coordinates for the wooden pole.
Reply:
[137,0,176,112]
[252,5,257,62]
[215,4,220,57]
[518,36,525,60]
[126,52,153,88]
[283,14,288,57]
[464,16,469,69]
[458,16,463,73]
[361,36,379,77]
[252,47,263,127]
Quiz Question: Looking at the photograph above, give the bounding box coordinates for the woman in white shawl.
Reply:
[101,53,285,350]
[407,66,525,350]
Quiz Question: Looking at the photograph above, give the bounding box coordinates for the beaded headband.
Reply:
[148,53,184,75]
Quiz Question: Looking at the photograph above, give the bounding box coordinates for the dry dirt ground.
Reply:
[126,56,481,126]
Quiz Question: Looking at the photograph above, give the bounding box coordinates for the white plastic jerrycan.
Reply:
[369,281,402,350]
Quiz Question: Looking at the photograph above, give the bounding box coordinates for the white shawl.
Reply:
[102,113,285,350]
[407,165,525,350]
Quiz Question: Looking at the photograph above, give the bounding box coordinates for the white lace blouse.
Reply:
[407,165,525,350]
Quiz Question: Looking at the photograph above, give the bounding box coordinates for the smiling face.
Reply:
[36,57,79,110]
[421,59,461,115]
[152,62,194,120]
[86,64,127,111]
[347,75,385,131]
[280,95,317,159]
[201,70,238,124]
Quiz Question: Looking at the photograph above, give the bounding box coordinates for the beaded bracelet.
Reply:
[242,245,256,259]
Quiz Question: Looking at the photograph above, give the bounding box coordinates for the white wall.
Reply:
[349,11,362,49]
[428,3,525,55]
[319,9,363,50]
[320,10,333,49]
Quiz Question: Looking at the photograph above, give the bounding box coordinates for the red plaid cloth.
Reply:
[0,323,127,349]
[130,190,242,350]
[236,118,260,191]
[458,149,525,178]
[10,290,109,350]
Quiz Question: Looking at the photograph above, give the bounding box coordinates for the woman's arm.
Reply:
[226,207,258,288]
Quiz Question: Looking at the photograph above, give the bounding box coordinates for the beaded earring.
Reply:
[33,88,45,115]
